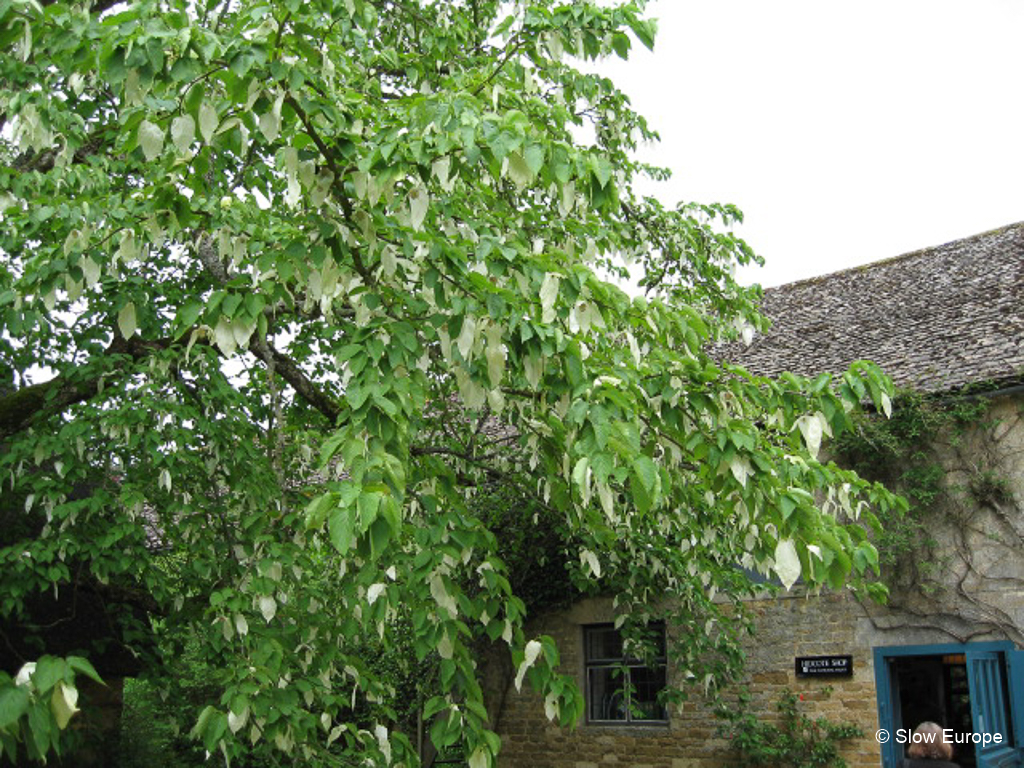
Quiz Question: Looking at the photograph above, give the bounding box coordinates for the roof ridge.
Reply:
[762,221,1024,293]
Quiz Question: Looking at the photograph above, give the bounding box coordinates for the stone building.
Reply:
[492,223,1024,768]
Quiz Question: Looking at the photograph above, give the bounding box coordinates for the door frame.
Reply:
[873,641,1017,767]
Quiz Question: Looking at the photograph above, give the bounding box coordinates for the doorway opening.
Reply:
[875,641,1024,768]
[890,653,979,767]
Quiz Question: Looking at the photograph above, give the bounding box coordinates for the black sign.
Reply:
[795,655,853,677]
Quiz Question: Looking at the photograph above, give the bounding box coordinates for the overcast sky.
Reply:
[600,0,1024,287]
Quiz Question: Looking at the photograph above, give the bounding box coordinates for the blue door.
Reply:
[1009,651,1024,758]
[875,643,1024,768]
[873,652,901,768]
[966,649,1018,767]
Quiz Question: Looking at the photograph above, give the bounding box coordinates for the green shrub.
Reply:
[717,687,862,768]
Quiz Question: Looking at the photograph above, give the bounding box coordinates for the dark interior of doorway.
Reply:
[894,654,975,767]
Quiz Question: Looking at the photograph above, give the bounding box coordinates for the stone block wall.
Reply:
[495,592,883,768]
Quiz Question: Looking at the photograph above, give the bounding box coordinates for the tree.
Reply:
[0,0,902,764]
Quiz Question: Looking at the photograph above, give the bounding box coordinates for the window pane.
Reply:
[587,666,627,721]
[623,628,667,663]
[585,627,623,662]
[629,665,667,721]
[584,623,668,724]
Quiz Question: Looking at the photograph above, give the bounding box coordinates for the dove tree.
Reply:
[0,0,900,764]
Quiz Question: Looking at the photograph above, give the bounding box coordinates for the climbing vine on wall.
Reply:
[835,390,1024,642]
[835,393,979,568]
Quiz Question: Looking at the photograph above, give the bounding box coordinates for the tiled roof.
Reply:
[729,223,1024,393]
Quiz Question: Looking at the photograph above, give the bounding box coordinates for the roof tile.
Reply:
[729,223,1024,392]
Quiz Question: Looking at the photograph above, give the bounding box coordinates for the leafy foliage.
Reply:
[0,656,102,763]
[120,661,212,768]
[1,0,901,764]
[834,392,989,570]
[717,688,863,768]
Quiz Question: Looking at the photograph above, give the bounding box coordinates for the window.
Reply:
[584,624,667,724]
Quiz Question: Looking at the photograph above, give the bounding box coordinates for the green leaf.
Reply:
[66,657,103,686]
[429,709,452,750]
[117,302,137,339]
[524,144,544,176]
[778,494,797,521]
[588,155,614,189]
[328,506,356,554]
[137,119,164,161]
[175,298,203,335]
[190,705,227,753]
[367,517,392,561]
[632,456,658,495]
[27,700,49,757]
[378,494,402,534]
[629,18,657,50]
[629,470,652,515]
[305,491,336,529]
[422,696,447,720]
[0,686,29,729]
[358,490,382,531]
[32,657,66,694]
[853,542,880,575]
[611,31,631,59]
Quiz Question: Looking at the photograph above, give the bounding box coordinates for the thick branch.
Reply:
[195,234,344,424]
[11,124,114,175]
[0,336,161,442]
[248,336,341,424]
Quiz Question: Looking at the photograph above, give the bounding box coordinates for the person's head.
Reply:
[906,721,953,760]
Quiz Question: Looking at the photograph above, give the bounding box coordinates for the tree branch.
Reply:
[471,34,525,96]
[195,234,344,424]
[11,125,115,175]
[0,336,162,442]
[248,335,341,424]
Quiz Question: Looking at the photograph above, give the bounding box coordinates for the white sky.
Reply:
[600,0,1024,287]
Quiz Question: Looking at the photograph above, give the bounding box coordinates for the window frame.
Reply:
[583,622,668,726]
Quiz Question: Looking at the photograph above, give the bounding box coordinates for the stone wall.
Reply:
[495,592,882,768]
[861,394,1024,643]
